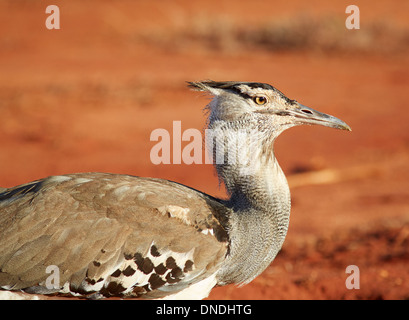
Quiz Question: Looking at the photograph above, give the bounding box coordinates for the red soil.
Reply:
[0,0,408,299]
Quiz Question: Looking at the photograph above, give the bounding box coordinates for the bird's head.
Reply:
[188,80,351,135]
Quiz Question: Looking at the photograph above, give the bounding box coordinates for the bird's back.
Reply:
[0,173,229,299]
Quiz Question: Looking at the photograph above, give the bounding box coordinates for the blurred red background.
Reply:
[0,0,408,299]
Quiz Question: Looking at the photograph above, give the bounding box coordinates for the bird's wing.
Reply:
[0,173,229,299]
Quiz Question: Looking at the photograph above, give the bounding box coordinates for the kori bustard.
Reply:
[0,81,350,300]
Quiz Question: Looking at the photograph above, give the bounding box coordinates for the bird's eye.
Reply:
[253,96,268,105]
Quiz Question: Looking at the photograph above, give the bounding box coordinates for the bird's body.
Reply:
[0,173,229,299]
[0,81,350,299]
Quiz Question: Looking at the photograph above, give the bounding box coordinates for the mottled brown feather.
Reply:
[0,173,229,298]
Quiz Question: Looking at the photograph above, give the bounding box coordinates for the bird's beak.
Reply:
[288,103,351,131]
